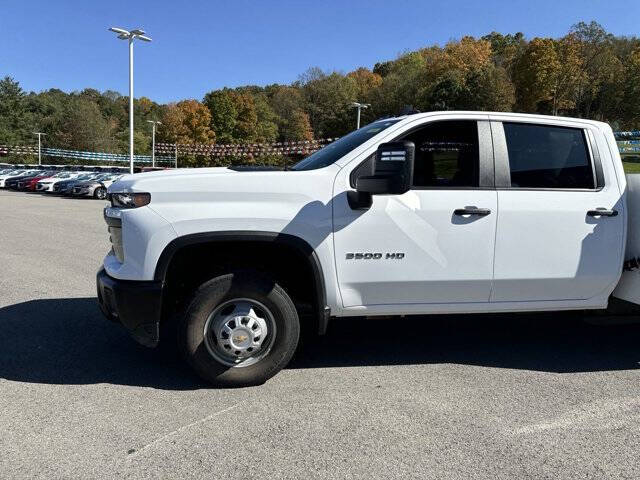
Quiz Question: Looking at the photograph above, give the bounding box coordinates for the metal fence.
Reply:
[1,131,639,165]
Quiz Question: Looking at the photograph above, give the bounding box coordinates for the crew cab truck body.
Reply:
[98,111,639,387]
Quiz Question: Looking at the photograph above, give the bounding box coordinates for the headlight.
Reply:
[110,192,151,208]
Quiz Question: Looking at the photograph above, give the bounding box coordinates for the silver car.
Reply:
[71,174,122,199]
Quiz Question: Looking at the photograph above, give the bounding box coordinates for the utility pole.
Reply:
[109,27,152,174]
[350,102,370,130]
[146,120,162,167]
[33,132,46,165]
[175,143,178,169]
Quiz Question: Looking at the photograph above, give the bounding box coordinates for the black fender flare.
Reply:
[154,231,330,334]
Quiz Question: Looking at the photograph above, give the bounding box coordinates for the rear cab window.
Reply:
[503,123,595,189]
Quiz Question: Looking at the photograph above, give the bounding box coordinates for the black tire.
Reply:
[94,187,107,199]
[179,271,300,387]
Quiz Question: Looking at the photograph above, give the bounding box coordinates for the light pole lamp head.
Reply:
[109,27,152,42]
[109,27,130,35]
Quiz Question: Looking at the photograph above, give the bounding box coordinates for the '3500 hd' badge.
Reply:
[346,252,405,260]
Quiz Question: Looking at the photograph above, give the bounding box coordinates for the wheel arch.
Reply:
[155,231,330,334]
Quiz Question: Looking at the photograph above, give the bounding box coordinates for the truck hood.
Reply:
[108,166,294,194]
[115,166,234,185]
[107,165,340,229]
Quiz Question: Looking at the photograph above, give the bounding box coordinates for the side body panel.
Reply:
[332,113,498,307]
[106,167,343,313]
[104,112,628,318]
[489,115,625,306]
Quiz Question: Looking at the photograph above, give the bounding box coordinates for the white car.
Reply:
[35,172,83,192]
[98,111,639,387]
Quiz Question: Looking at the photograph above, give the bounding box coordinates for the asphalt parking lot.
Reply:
[1,189,640,479]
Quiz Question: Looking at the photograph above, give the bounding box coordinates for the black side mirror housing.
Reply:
[348,141,415,210]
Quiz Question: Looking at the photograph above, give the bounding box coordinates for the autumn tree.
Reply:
[513,38,561,112]
[268,86,313,141]
[159,100,215,145]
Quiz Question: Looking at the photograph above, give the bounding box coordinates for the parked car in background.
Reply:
[16,172,56,191]
[4,170,48,189]
[35,171,82,192]
[52,173,102,194]
[0,169,28,187]
[71,174,122,199]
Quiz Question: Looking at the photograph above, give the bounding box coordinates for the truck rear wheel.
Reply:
[179,271,300,387]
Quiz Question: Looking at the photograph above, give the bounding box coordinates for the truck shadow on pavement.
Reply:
[0,297,639,389]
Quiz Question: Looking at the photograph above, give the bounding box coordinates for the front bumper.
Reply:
[72,187,91,196]
[96,267,163,347]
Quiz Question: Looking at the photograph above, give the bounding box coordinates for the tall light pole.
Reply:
[146,120,161,167]
[350,102,370,130]
[33,132,46,165]
[109,27,152,174]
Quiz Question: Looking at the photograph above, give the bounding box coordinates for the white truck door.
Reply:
[333,119,498,308]
[490,119,625,303]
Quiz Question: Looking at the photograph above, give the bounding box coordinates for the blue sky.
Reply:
[2,0,639,104]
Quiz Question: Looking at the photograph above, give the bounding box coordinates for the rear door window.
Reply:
[503,123,594,189]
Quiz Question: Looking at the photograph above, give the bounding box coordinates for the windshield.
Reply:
[291,119,400,171]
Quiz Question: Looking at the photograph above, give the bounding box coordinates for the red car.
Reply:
[17,174,54,191]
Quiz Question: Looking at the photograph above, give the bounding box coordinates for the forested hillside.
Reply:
[1,21,639,158]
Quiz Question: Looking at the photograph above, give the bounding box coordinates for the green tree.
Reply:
[252,92,279,142]
[203,89,237,143]
[621,49,640,129]
[228,90,258,142]
[53,97,113,151]
[0,76,30,144]
[301,68,358,137]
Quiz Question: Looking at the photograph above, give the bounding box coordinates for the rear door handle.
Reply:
[587,208,618,217]
[454,207,491,216]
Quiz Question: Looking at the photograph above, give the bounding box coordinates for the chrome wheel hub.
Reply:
[204,298,275,367]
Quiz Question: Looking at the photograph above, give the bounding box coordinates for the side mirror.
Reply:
[348,141,415,210]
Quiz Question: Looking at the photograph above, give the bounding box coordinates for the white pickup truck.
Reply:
[98,111,640,387]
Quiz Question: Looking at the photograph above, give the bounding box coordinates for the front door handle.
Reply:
[587,208,618,217]
[454,207,491,216]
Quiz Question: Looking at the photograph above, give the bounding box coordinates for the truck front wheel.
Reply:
[179,271,300,387]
